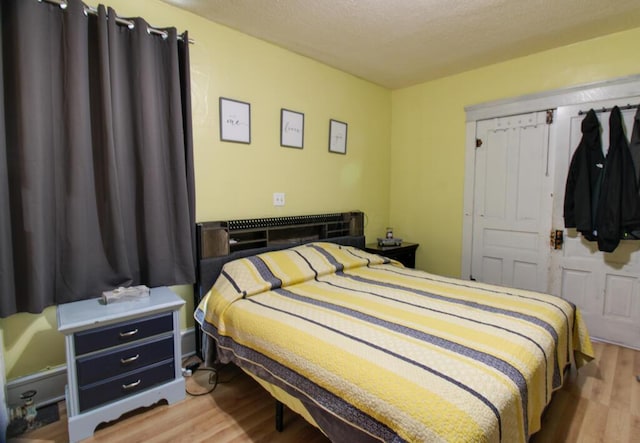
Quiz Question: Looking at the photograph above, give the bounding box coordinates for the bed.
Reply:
[193,212,594,442]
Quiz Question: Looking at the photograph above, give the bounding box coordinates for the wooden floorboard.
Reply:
[10,341,640,442]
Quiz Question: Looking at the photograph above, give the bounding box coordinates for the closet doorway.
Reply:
[463,76,640,349]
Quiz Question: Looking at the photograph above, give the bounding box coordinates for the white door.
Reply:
[471,111,553,292]
[550,98,640,349]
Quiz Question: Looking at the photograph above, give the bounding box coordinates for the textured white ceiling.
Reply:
[160,0,640,89]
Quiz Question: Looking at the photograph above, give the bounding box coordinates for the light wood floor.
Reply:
[10,341,640,442]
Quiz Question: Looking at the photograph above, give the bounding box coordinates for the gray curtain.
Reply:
[0,0,196,316]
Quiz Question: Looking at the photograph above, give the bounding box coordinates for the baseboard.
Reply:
[6,327,196,409]
[6,365,67,410]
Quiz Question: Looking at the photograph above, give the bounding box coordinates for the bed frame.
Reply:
[194,211,365,433]
[192,210,591,441]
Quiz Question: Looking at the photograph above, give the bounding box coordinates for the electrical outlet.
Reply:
[273,192,285,206]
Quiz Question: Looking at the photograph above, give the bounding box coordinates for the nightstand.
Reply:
[365,242,419,268]
[57,287,185,442]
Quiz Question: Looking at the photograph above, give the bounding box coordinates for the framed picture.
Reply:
[219,97,251,144]
[328,119,347,154]
[280,109,304,149]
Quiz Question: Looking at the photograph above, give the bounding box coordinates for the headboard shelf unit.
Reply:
[197,211,364,258]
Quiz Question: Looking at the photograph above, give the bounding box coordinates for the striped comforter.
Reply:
[195,242,593,442]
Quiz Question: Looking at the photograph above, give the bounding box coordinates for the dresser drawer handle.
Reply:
[119,328,139,338]
[122,379,141,390]
[120,354,140,364]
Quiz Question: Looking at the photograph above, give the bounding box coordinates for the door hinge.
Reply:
[550,229,563,250]
[546,109,554,124]
[475,138,483,148]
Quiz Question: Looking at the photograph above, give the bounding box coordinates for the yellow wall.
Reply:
[0,0,391,380]
[391,27,640,277]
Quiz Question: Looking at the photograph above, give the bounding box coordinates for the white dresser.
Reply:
[57,287,185,442]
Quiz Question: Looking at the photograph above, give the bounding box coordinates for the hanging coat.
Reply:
[594,106,640,252]
[564,109,604,241]
[629,107,640,241]
[629,106,640,188]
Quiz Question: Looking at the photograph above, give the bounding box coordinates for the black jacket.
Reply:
[564,109,604,241]
[595,106,640,252]
[564,107,640,252]
[629,107,640,188]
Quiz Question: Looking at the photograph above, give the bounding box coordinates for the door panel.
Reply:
[471,111,552,292]
[551,99,640,349]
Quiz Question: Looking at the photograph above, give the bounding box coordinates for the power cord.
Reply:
[184,361,238,396]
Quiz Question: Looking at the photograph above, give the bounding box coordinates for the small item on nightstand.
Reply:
[378,237,402,247]
[378,227,402,246]
[101,285,150,304]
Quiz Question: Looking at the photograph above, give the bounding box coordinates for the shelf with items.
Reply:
[197,212,363,258]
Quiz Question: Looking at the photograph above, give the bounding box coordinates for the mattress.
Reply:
[195,242,593,442]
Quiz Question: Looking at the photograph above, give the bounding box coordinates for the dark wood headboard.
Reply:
[198,211,363,257]
[193,211,365,357]
[195,211,364,296]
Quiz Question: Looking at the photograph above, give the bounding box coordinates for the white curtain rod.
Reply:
[38,0,195,44]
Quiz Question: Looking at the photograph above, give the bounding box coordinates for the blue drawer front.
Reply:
[76,335,174,386]
[74,312,173,355]
[78,360,175,412]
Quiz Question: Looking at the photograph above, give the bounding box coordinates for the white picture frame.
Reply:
[219,97,251,144]
[280,109,304,149]
[328,119,347,154]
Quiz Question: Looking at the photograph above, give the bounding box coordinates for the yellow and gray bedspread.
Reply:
[195,242,593,442]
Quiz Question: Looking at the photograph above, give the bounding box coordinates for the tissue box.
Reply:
[101,285,150,304]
